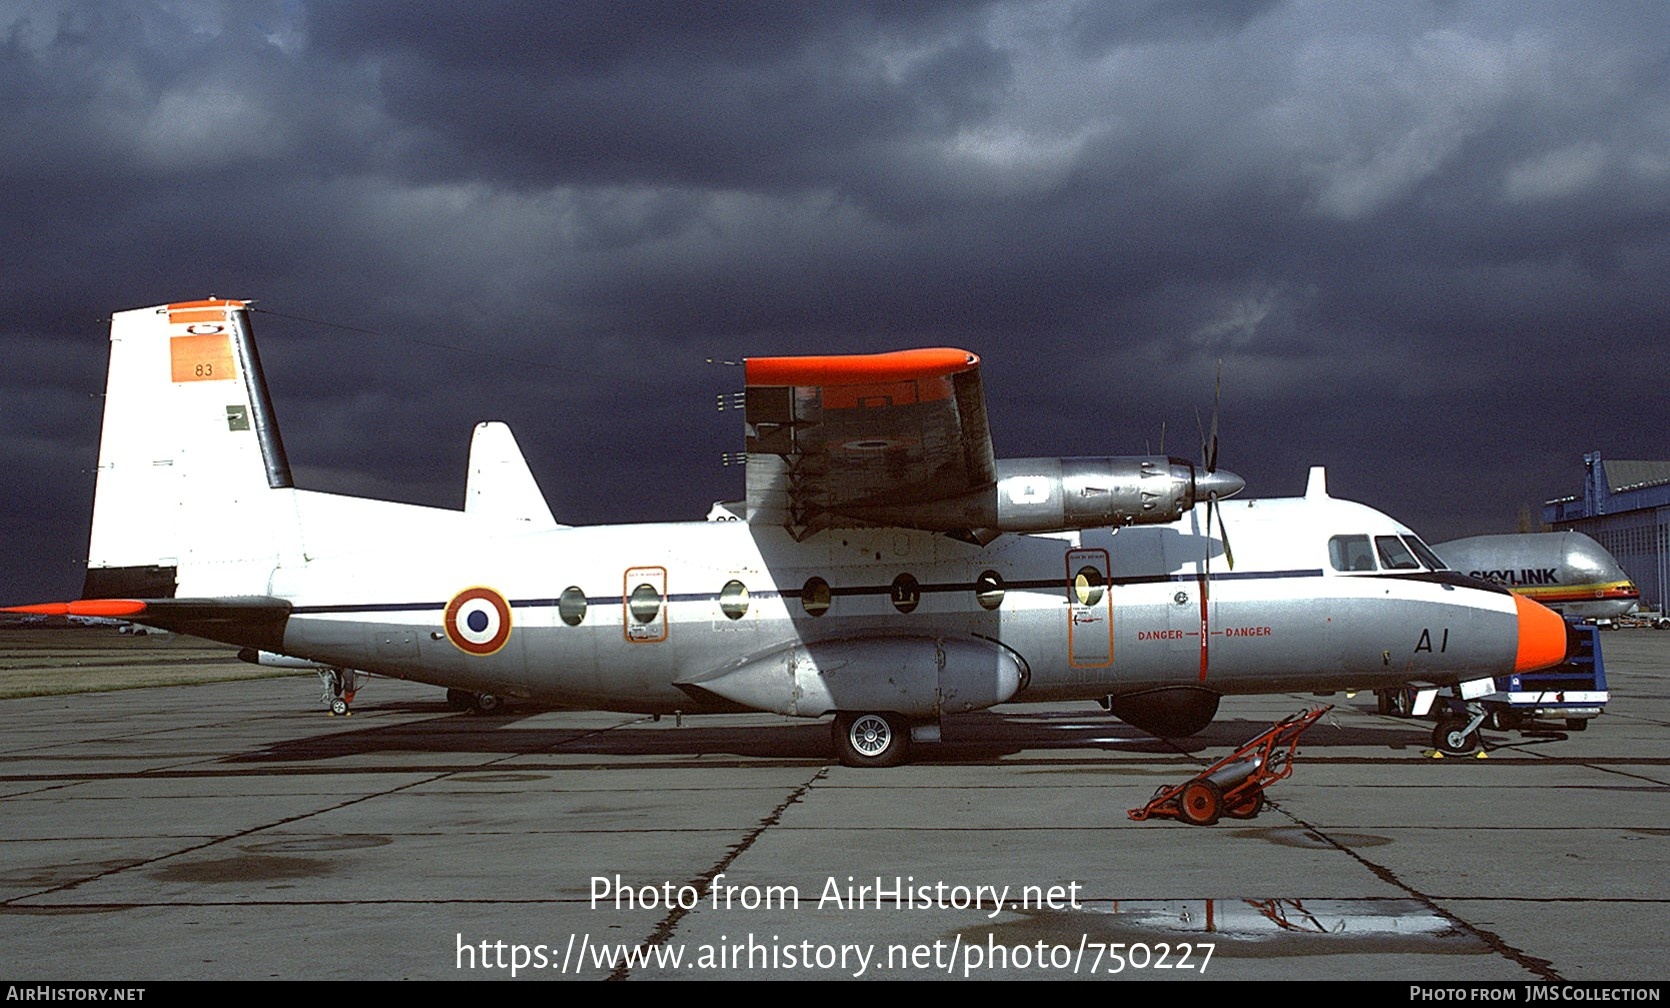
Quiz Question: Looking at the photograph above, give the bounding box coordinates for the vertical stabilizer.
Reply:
[84,300,301,598]
[465,421,561,529]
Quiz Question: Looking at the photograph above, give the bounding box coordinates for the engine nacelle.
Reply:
[841,456,1244,535]
[992,457,1198,530]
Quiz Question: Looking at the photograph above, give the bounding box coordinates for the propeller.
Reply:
[1194,360,1241,574]
[1189,360,1243,682]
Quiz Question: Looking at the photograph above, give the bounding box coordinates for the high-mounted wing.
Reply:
[743,348,994,539]
[738,348,1246,540]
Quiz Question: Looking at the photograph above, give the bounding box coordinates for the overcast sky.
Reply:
[4,1,1668,603]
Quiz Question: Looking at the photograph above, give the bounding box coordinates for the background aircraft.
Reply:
[1432,531,1639,622]
[4,300,1570,769]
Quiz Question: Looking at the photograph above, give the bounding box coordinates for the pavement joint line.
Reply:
[610,765,831,981]
[1278,810,1565,981]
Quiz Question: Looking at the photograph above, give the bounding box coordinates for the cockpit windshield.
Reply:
[1329,533,1446,573]
[1375,535,1420,570]
[1401,534,1448,570]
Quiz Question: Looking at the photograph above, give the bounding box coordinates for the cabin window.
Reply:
[719,579,749,620]
[1073,565,1105,606]
[1401,535,1448,570]
[1375,535,1420,570]
[1329,535,1377,572]
[558,586,587,626]
[628,582,662,624]
[975,570,1005,611]
[891,573,921,614]
[801,576,831,617]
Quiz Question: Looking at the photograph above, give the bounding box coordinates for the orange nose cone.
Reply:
[1513,595,1569,672]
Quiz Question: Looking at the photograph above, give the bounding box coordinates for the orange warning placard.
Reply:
[170,334,236,383]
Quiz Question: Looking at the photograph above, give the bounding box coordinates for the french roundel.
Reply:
[444,587,512,656]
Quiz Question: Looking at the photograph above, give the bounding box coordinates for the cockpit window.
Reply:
[1375,535,1420,570]
[1401,535,1449,571]
[1329,535,1377,572]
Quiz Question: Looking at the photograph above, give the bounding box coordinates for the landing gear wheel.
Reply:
[1223,790,1265,820]
[329,697,349,716]
[1565,718,1588,732]
[832,712,911,768]
[470,692,504,714]
[1177,779,1223,826]
[445,688,473,710]
[1433,718,1479,755]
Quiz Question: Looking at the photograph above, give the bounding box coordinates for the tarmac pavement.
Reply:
[1,627,1666,982]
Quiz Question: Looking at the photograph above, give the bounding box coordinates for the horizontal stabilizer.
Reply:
[3,597,291,653]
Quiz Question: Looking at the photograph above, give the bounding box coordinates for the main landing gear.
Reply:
[831,711,913,768]
[445,688,506,714]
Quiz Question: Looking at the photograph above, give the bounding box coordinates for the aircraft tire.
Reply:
[1177,779,1223,826]
[832,712,911,768]
[1565,718,1589,732]
[470,692,504,714]
[1433,718,1479,755]
[445,689,473,710]
[329,697,349,716]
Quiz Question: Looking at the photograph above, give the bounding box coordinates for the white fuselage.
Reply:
[269,489,1528,717]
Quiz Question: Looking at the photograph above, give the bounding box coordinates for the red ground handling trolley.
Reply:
[1129,705,1333,826]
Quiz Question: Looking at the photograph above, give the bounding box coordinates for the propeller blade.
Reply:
[1206,359,1223,472]
[1216,496,1235,570]
[1201,500,1212,600]
[1195,407,1206,468]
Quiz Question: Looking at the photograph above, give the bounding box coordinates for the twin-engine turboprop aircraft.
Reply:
[4,300,1572,767]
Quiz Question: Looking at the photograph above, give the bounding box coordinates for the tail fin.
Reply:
[465,422,562,530]
[83,300,301,599]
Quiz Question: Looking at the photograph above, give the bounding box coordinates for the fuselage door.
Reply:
[624,566,668,643]
[1067,547,1113,667]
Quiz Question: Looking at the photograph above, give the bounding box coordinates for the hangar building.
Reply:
[1544,452,1670,612]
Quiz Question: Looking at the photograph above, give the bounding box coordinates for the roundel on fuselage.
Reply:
[444,586,513,656]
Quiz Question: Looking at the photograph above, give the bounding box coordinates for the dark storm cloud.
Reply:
[3,0,1669,602]
[305,2,1012,196]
